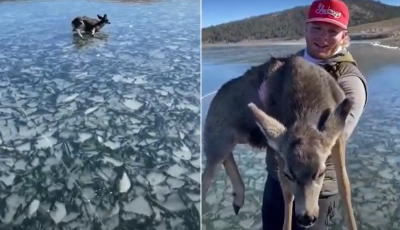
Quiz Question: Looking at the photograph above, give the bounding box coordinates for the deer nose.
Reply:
[296,214,317,227]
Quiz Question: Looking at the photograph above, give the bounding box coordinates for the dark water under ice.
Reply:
[0,0,200,229]
[202,44,400,230]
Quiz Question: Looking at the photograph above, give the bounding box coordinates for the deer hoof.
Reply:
[232,203,241,215]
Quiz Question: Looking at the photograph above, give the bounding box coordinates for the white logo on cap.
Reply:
[315,3,341,18]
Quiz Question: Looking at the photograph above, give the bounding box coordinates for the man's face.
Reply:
[304,22,347,59]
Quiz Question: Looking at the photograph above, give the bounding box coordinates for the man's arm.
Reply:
[338,73,367,139]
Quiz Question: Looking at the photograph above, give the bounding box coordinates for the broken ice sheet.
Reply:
[0,0,200,229]
[172,143,193,160]
[123,98,143,110]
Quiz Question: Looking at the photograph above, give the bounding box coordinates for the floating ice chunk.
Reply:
[165,163,188,178]
[30,157,39,167]
[190,158,200,169]
[166,45,178,50]
[14,159,27,171]
[166,178,185,188]
[112,74,135,83]
[194,202,200,215]
[78,132,92,142]
[27,199,40,218]
[130,117,140,124]
[123,99,142,110]
[45,86,55,93]
[84,105,100,115]
[16,142,31,152]
[147,172,166,186]
[67,176,77,190]
[89,96,104,102]
[49,202,67,224]
[103,52,115,58]
[104,141,120,150]
[119,172,131,193]
[102,156,123,167]
[162,193,186,212]
[149,50,166,59]
[153,185,171,201]
[187,172,200,184]
[112,74,124,82]
[172,143,192,160]
[35,136,56,149]
[133,75,147,84]
[123,196,152,216]
[0,172,15,186]
[62,212,80,223]
[61,93,79,103]
[1,158,14,167]
[156,222,171,230]
[2,194,21,223]
[74,72,88,79]
[107,203,120,218]
[239,219,254,229]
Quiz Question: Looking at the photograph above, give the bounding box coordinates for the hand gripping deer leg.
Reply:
[331,133,357,230]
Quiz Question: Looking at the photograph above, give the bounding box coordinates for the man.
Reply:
[261,0,368,229]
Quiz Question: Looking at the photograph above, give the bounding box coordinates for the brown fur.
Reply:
[202,56,357,230]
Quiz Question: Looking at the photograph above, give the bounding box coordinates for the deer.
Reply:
[71,14,110,39]
[202,55,357,230]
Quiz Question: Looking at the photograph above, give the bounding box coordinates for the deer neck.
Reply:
[93,21,106,30]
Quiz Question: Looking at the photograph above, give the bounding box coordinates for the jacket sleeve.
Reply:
[337,67,367,139]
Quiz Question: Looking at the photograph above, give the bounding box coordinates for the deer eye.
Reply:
[283,172,293,181]
[315,170,326,179]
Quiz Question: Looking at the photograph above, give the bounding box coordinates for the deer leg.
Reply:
[202,153,228,213]
[202,162,218,205]
[277,155,294,230]
[76,29,83,39]
[331,134,357,230]
[91,28,96,36]
[202,148,236,212]
[223,153,245,214]
[202,129,235,212]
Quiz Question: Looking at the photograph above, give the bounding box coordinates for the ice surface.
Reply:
[0,0,200,229]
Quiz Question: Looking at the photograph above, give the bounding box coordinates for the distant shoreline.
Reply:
[202,39,306,48]
[202,37,400,49]
[371,41,400,50]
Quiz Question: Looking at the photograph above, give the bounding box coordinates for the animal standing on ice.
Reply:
[71,14,110,39]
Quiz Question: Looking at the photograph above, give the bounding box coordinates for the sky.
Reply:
[202,0,400,28]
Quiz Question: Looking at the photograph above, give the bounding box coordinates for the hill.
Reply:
[202,0,400,44]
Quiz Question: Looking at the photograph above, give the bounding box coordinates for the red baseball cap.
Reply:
[306,0,349,29]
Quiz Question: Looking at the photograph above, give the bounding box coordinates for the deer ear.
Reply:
[248,103,286,152]
[334,98,353,124]
[318,98,353,137]
[97,14,103,19]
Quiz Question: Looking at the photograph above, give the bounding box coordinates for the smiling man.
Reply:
[261,0,368,229]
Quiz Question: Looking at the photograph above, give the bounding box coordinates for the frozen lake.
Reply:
[0,0,201,229]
